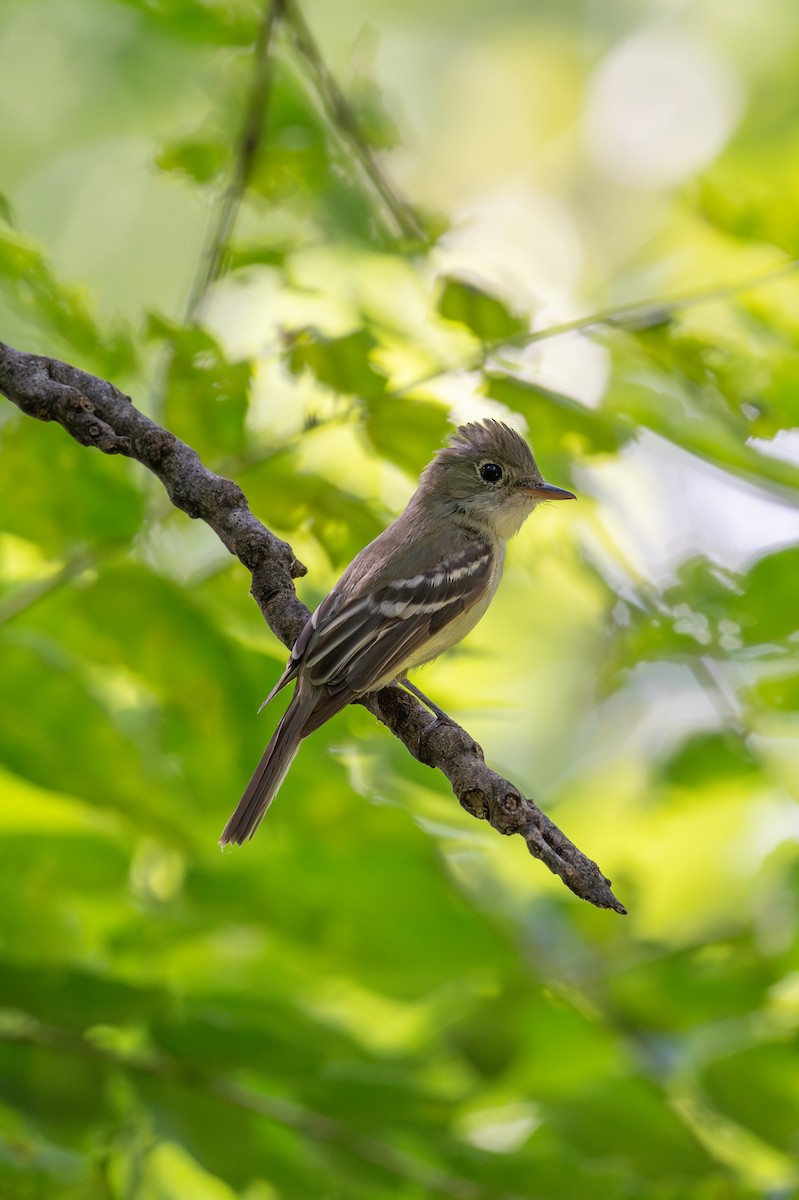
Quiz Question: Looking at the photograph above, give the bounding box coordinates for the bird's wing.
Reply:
[300,536,495,696]
[257,586,340,710]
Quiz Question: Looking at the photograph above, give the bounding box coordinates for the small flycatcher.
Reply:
[221,419,574,845]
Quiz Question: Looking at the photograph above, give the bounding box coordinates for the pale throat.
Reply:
[487,495,537,541]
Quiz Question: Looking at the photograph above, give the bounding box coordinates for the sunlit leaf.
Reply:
[242,451,387,564]
[249,64,331,201]
[115,0,258,45]
[286,328,387,398]
[486,373,631,465]
[363,395,450,474]
[0,227,135,376]
[438,274,528,342]
[157,137,230,184]
[147,313,250,459]
[349,76,401,152]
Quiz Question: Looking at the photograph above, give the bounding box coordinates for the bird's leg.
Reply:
[400,678,454,725]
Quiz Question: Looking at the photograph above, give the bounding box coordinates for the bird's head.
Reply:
[419,419,575,539]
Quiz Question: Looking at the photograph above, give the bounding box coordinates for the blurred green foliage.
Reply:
[1,0,799,1198]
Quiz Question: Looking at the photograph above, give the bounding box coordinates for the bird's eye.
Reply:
[480,462,503,483]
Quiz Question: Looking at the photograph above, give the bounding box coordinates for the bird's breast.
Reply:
[392,542,506,679]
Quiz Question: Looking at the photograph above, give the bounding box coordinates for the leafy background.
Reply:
[1,0,799,1196]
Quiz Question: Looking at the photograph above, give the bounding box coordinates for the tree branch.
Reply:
[0,339,625,914]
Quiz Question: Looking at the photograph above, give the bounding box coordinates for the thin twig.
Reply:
[186,0,285,316]
[392,257,799,399]
[690,655,746,734]
[283,0,425,243]
[0,338,626,914]
[147,0,283,422]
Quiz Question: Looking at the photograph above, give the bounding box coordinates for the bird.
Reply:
[220,419,575,845]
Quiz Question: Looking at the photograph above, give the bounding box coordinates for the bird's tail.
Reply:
[220,682,317,846]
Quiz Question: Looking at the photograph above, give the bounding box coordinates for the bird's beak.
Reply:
[515,478,576,500]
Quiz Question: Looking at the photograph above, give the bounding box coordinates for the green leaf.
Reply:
[319,170,400,246]
[486,374,631,466]
[0,1038,110,1147]
[226,239,295,271]
[250,64,331,201]
[0,962,165,1032]
[735,546,799,647]
[286,328,387,398]
[698,162,799,256]
[438,274,528,342]
[749,344,799,436]
[609,938,772,1031]
[349,76,401,152]
[156,137,229,184]
[658,731,761,786]
[147,314,250,459]
[22,560,264,815]
[0,416,144,556]
[0,191,14,227]
[702,1040,799,1154]
[630,311,799,438]
[0,227,135,376]
[242,451,386,565]
[549,1077,714,1178]
[609,340,799,501]
[0,633,175,833]
[750,670,799,713]
[363,396,450,475]
[605,548,799,684]
[115,0,258,45]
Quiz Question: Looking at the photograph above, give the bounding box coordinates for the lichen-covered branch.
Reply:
[0,339,626,914]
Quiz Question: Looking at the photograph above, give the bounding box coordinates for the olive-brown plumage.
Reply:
[221,420,574,845]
